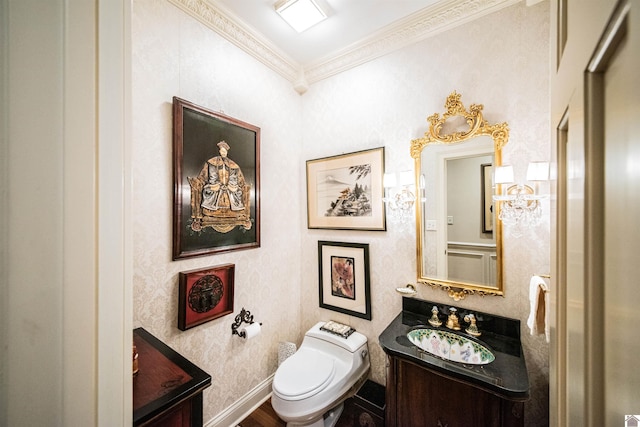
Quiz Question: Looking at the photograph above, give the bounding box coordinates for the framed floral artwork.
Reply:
[318,241,371,320]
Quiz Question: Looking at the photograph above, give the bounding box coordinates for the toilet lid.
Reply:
[273,348,335,400]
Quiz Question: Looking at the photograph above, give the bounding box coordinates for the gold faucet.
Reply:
[428,306,442,327]
[464,313,481,337]
[446,307,461,330]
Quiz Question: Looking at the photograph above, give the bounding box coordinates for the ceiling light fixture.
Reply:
[274,0,327,33]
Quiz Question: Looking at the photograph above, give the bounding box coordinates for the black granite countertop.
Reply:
[378,297,529,401]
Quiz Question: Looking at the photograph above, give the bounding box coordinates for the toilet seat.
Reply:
[273,348,336,400]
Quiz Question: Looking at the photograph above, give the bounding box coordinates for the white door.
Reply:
[551,1,640,425]
[598,6,640,424]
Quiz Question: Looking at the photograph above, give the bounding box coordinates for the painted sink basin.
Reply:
[407,328,495,365]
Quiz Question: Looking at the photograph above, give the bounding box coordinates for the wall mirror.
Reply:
[410,92,509,300]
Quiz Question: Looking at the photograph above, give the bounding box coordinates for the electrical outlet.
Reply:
[425,220,437,230]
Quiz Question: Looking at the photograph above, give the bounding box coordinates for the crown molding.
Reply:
[167,0,520,94]
[304,0,520,84]
[167,0,301,82]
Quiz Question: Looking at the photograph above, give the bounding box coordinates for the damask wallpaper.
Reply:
[132,0,304,419]
[133,0,550,425]
[300,2,550,423]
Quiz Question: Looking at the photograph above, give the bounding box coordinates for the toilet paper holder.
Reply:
[231,307,262,338]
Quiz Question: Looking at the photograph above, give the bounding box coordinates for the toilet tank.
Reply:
[303,322,368,354]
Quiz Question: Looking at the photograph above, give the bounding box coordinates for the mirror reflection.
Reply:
[411,92,508,300]
[421,139,495,283]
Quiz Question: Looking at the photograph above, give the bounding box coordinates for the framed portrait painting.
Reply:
[178,264,235,331]
[318,241,371,320]
[306,147,386,231]
[173,97,260,260]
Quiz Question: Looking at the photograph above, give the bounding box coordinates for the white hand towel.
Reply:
[526,275,549,342]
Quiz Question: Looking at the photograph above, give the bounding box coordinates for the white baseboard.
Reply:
[205,374,274,427]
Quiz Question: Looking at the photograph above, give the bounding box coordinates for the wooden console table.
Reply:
[133,328,211,427]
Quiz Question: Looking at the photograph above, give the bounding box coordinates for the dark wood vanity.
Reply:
[133,328,211,427]
[380,298,529,427]
[386,355,524,426]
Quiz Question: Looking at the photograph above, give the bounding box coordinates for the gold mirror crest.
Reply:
[412,91,509,300]
[411,91,509,159]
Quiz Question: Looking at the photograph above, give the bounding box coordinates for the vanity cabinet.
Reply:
[385,355,523,427]
[133,328,211,427]
[379,298,530,427]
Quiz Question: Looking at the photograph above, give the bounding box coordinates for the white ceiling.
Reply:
[168,0,524,93]
[213,0,442,65]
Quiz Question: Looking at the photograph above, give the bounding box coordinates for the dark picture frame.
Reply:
[173,97,260,260]
[306,147,386,231]
[481,163,493,233]
[318,241,371,320]
[178,264,235,331]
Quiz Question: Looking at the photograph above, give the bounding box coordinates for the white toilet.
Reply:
[271,321,370,427]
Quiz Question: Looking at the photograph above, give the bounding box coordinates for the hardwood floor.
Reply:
[237,398,285,427]
[236,396,385,427]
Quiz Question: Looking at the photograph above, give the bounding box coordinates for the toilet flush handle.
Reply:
[361,349,368,359]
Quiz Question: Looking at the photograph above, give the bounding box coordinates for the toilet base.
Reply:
[285,403,344,427]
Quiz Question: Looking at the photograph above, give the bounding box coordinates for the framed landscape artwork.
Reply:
[306,147,386,231]
[173,97,260,260]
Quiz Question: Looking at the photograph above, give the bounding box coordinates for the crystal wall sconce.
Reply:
[383,170,416,224]
[492,161,549,231]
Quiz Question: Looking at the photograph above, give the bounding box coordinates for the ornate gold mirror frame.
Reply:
[411,91,509,300]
